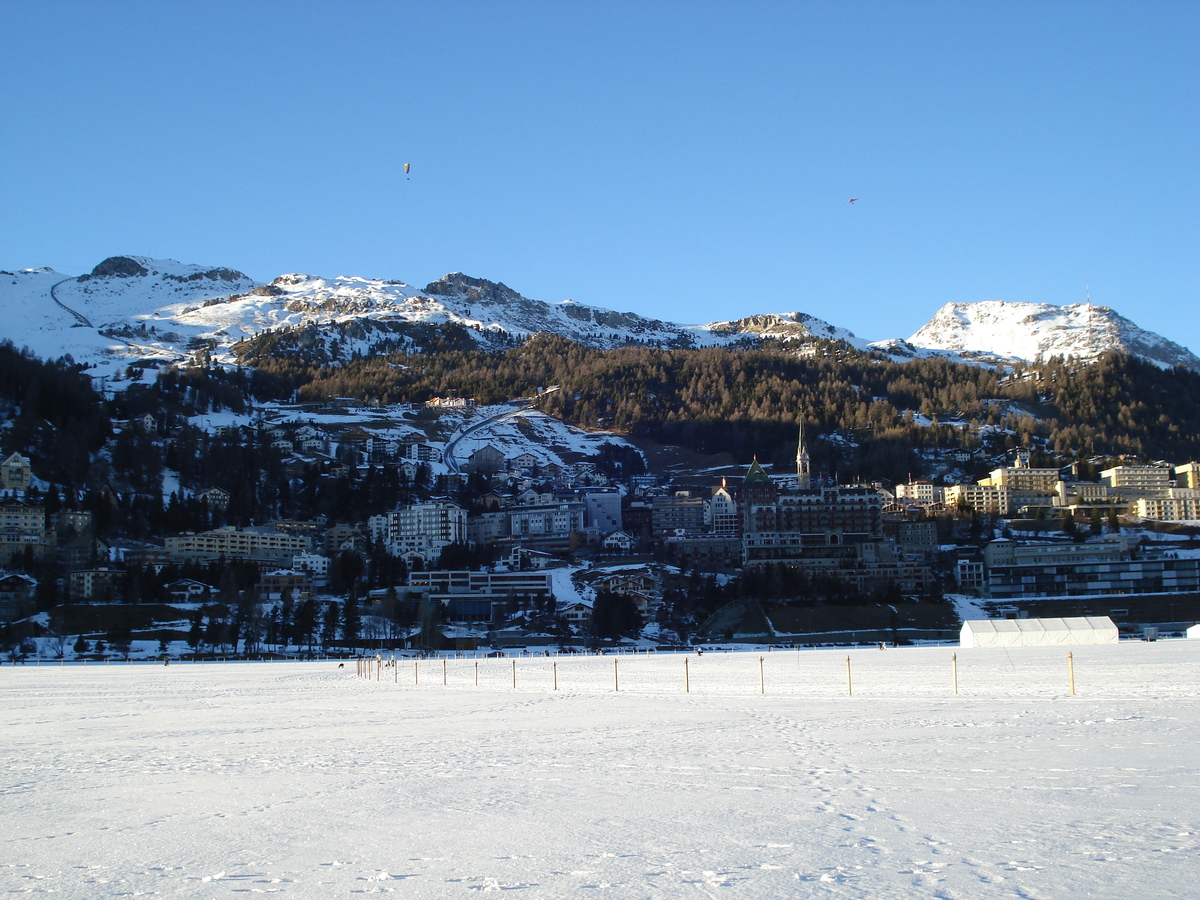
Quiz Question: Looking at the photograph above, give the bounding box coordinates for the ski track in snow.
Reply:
[2,642,1199,898]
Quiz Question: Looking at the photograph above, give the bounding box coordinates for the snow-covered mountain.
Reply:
[877,301,1200,370]
[0,257,861,376]
[2,256,1194,377]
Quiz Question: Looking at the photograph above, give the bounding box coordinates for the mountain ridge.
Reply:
[2,255,1195,377]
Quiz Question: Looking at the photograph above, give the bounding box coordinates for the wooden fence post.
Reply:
[1067,651,1076,696]
[952,652,958,695]
[684,656,689,693]
[846,655,853,696]
[759,656,765,694]
[512,659,516,690]
[613,658,619,692]
[553,661,558,691]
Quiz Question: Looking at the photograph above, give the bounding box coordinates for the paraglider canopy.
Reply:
[404,162,411,180]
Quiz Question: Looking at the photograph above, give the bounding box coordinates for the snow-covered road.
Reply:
[3,643,1198,897]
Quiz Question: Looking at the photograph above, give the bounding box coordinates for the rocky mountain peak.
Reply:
[87,256,150,278]
[424,273,522,306]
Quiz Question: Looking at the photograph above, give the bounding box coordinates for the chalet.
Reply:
[197,487,231,510]
[595,568,657,596]
[601,530,637,553]
[339,427,372,446]
[0,572,36,622]
[476,490,507,511]
[558,601,592,630]
[466,444,505,474]
[166,579,216,603]
[516,486,553,505]
[509,452,540,472]
[1,453,33,492]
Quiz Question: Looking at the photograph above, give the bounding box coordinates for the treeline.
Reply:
[236,331,1200,480]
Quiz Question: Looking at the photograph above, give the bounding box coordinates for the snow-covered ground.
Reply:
[3,642,1198,898]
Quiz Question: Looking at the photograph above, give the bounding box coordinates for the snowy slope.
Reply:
[895,300,1200,369]
[4,256,1195,376]
[0,267,133,366]
[0,257,865,375]
[1,257,259,376]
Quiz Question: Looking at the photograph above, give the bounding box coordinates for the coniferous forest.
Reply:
[235,329,1200,481]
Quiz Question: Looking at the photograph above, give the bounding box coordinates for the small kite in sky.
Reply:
[847,197,859,204]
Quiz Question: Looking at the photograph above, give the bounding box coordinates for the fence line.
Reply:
[342,648,1121,699]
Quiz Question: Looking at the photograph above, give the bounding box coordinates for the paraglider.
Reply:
[847,197,859,204]
[405,163,411,180]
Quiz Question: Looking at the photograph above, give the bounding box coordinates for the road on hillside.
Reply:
[443,400,537,474]
[49,278,94,328]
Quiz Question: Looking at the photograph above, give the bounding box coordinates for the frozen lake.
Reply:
[3,642,1199,897]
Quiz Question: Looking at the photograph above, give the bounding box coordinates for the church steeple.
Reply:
[796,419,811,489]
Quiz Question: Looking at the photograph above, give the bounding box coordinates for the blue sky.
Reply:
[2,2,1197,350]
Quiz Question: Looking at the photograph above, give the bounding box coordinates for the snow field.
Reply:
[3,642,1198,898]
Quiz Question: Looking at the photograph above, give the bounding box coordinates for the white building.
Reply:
[293,551,331,586]
[895,480,939,504]
[375,501,467,560]
[1135,489,1200,521]
[1100,465,1172,494]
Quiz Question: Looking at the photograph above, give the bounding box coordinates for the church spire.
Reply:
[796,418,811,489]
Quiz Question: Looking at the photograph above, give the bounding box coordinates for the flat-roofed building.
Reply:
[408,570,554,622]
[1135,489,1200,521]
[165,526,312,564]
[1174,462,1200,489]
[1100,465,1172,494]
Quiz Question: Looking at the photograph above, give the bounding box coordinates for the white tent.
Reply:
[960,616,1119,649]
[1187,624,1200,640]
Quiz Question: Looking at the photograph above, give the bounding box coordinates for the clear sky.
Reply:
[2,2,1197,350]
